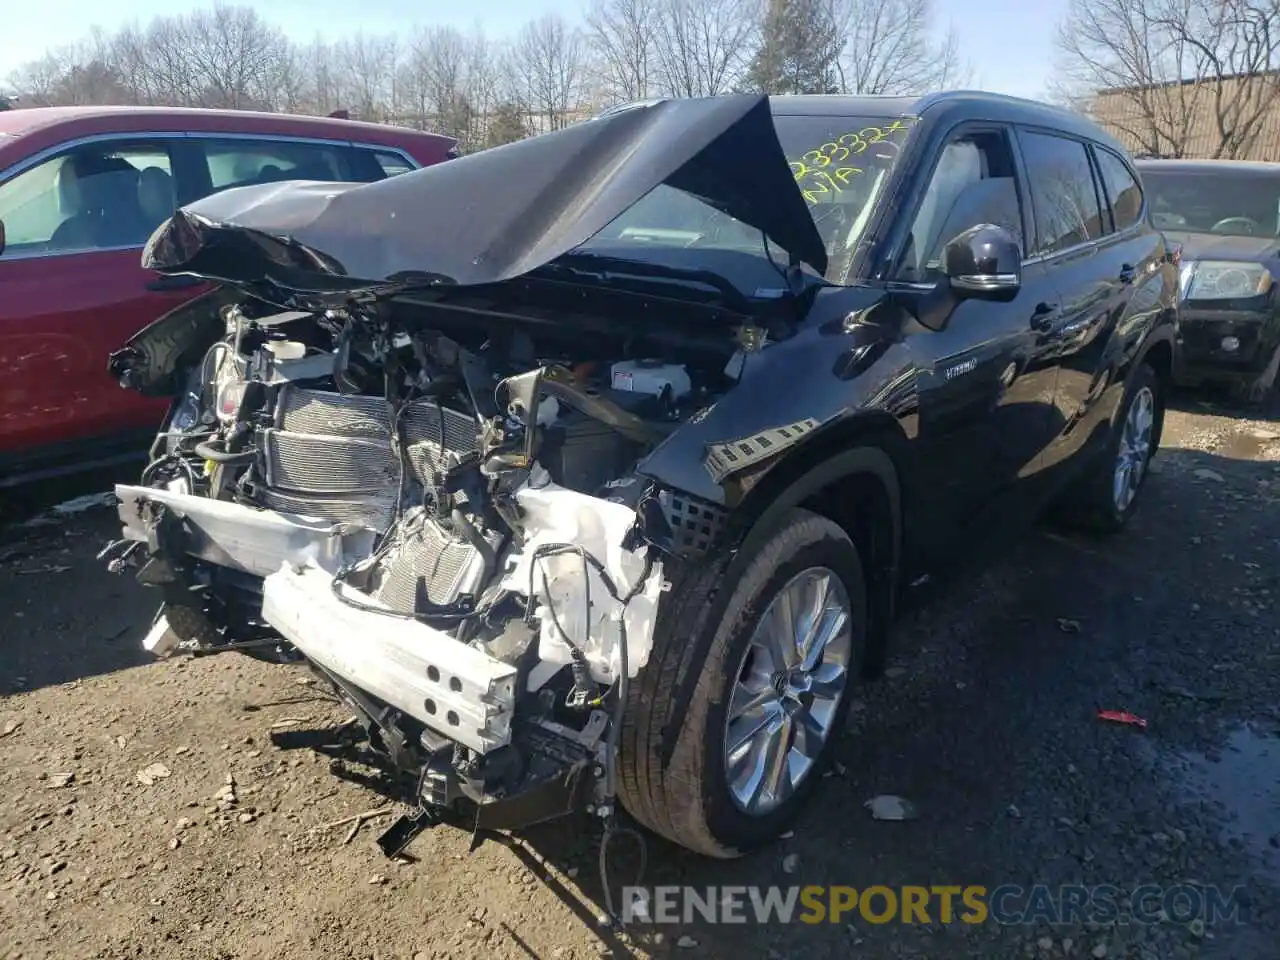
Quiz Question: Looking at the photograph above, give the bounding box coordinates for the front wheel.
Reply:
[617,508,867,857]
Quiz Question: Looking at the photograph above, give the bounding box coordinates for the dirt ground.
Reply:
[1,389,1277,960]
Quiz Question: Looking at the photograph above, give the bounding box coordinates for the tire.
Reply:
[617,508,867,857]
[1063,362,1162,534]
[1229,342,1280,406]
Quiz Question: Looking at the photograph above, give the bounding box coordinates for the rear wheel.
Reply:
[617,508,866,857]
[1062,362,1162,534]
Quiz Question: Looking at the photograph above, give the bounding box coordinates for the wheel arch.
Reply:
[729,414,908,676]
[1132,330,1174,449]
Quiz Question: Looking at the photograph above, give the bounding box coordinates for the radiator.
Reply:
[256,386,481,532]
[368,509,500,611]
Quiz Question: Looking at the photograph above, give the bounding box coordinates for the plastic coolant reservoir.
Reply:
[611,359,692,400]
[266,340,307,361]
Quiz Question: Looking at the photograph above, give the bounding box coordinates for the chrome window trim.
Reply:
[353,143,420,171]
[0,129,419,183]
[0,243,147,264]
[1,130,421,264]
[1022,218,1146,268]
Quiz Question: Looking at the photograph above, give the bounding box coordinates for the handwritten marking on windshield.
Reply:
[788,119,915,205]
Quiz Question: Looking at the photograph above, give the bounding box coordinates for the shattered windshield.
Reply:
[578,114,916,282]
[1144,170,1280,237]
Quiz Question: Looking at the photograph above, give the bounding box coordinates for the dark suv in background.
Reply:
[1137,158,1280,403]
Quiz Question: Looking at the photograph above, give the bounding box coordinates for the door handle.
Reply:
[1030,302,1059,332]
[1118,263,1136,284]
[145,274,204,292]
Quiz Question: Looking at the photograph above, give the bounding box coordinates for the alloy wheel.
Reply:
[1113,385,1155,513]
[723,566,853,816]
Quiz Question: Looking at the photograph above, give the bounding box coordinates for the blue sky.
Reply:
[0,0,1065,101]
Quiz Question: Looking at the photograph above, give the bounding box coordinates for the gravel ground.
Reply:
[1,389,1277,960]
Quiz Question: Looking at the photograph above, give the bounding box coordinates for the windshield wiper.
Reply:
[539,252,754,313]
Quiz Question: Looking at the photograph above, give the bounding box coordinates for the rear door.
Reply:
[0,137,197,464]
[1014,130,1160,477]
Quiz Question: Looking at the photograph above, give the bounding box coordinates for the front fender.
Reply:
[636,290,912,510]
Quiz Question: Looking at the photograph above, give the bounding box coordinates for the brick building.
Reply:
[1090,72,1280,161]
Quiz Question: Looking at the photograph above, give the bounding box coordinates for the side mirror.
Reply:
[942,223,1022,301]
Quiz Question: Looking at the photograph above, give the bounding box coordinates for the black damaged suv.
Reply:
[105,92,1176,862]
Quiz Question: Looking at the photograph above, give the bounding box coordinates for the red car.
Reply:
[0,106,455,486]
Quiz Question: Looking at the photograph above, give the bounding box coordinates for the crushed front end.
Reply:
[102,92,836,859]
[101,293,750,849]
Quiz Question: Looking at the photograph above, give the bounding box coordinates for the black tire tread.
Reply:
[617,509,855,857]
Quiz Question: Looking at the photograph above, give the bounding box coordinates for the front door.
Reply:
[0,138,206,471]
[894,124,1064,555]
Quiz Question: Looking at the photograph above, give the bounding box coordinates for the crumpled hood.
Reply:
[142,95,827,303]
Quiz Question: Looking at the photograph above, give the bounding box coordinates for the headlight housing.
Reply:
[1179,260,1272,301]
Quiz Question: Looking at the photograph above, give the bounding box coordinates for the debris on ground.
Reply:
[864,795,919,821]
[0,719,20,738]
[1057,617,1083,633]
[135,762,172,785]
[1193,468,1225,483]
[49,492,116,515]
[1096,709,1148,730]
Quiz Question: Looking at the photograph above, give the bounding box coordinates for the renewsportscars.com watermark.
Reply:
[621,884,1249,926]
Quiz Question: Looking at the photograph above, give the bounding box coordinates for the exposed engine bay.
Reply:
[106,294,746,853]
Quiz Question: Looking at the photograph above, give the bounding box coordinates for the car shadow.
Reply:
[1166,382,1280,422]
[0,497,155,694]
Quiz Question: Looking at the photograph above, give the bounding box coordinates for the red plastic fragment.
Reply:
[1097,709,1148,729]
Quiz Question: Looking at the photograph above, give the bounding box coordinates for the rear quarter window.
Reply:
[371,150,416,178]
[1094,149,1144,232]
[199,139,346,193]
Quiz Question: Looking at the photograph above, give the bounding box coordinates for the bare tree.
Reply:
[463,31,505,146]
[585,0,660,103]
[1057,0,1280,159]
[511,14,588,131]
[333,33,397,121]
[834,0,968,95]
[652,0,757,96]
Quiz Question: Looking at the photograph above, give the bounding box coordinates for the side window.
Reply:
[895,128,1025,283]
[1019,131,1106,254]
[1094,148,1143,232]
[372,150,416,178]
[198,139,346,195]
[0,141,176,258]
